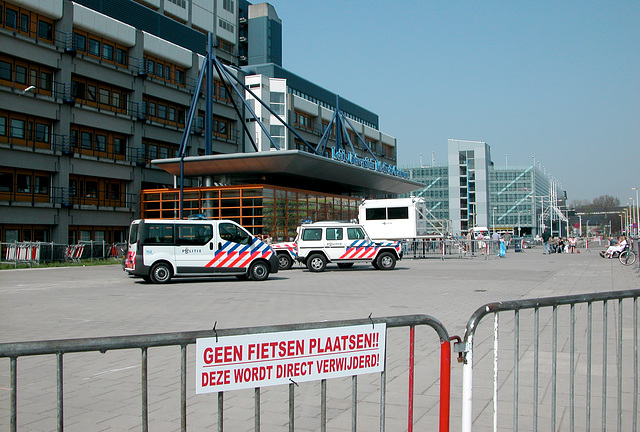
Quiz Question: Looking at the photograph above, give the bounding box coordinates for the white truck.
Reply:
[358,197,447,240]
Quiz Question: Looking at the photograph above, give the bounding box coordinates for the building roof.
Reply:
[152,150,423,196]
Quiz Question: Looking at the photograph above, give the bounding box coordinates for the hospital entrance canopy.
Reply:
[153,150,423,197]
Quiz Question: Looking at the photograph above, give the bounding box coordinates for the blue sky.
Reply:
[266,0,639,203]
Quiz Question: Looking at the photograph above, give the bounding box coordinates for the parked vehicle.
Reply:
[124,219,278,283]
[295,221,402,272]
[271,242,297,270]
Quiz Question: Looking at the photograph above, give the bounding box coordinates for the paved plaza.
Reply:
[1,246,639,431]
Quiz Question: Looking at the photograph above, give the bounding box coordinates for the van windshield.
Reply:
[128,224,138,244]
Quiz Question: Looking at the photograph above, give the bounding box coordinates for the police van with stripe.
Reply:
[295,222,402,272]
[124,219,278,283]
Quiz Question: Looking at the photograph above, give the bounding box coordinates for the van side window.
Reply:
[144,224,174,244]
[326,228,343,240]
[219,222,251,245]
[387,207,409,219]
[177,224,212,245]
[302,228,322,241]
[365,208,386,220]
[347,228,366,240]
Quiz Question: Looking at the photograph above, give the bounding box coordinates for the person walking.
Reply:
[542,228,551,254]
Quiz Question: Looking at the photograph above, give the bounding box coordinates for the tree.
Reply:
[591,195,621,213]
[569,199,591,212]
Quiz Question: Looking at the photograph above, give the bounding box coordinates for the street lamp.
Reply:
[633,187,639,237]
[518,211,521,237]
[629,198,635,237]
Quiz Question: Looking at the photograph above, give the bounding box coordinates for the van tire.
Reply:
[249,261,270,281]
[376,252,396,270]
[278,253,293,270]
[150,262,172,284]
[306,254,327,272]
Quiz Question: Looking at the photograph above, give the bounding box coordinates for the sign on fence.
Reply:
[196,324,386,393]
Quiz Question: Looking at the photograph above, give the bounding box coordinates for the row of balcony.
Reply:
[0,185,136,209]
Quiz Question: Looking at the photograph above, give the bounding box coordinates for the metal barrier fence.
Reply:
[403,239,504,259]
[0,242,126,266]
[0,315,451,432]
[459,289,640,432]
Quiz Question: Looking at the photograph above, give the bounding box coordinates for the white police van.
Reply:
[124,219,278,283]
[295,221,402,272]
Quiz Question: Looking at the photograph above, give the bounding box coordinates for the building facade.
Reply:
[0,0,399,245]
[403,140,561,237]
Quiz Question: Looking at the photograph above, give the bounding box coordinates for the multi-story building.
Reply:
[403,139,562,236]
[0,0,402,245]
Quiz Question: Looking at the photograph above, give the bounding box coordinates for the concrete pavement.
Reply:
[1,247,638,430]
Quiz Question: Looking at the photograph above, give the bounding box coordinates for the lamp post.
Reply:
[629,198,636,237]
[518,211,521,237]
[631,188,640,237]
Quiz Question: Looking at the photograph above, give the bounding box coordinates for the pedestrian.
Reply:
[497,234,506,258]
[542,228,551,254]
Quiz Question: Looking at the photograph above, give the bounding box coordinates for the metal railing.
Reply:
[1,241,126,265]
[0,315,452,432]
[459,289,640,432]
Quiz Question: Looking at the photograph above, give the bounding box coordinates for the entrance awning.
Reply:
[152,150,423,196]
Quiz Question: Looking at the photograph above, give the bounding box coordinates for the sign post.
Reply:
[196,324,386,393]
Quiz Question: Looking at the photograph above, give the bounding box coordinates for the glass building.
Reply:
[403,140,560,236]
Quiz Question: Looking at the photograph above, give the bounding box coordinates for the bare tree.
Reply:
[570,199,591,212]
[591,195,621,213]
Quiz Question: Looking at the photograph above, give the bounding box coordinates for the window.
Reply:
[176,70,185,85]
[156,62,163,78]
[20,13,28,32]
[168,107,175,122]
[218,18,235,34]
[74,33,86,51]
[270,92,285,115]
[35,176,48,194]
[302,228,322,241]
[10,119,25,138]
[144,224,174,244]
[114,137,125,155]
[15,65,26,84]
[157,105,167,119]
[147,102,156,117]
[0,116,6,135]
[177,224,213,246]
[35,123,49,142]
[0,172,11,191]
[102,43,114,61]
[6,8,17,28]
[81,132,92,149]
[365,208,386,220]
[109,183,120,200]
[388,207,409,220]
[89,39,100,56]
[0,61,10,80]
[223,0,234,12]
[96,134,106,151]
[347,228,366,240]
[17,174,30,193]
[99,88,110,105]
[112,91,120,108]
[37,20,52,40]
[218,223,251,245]
[85,181,98,198]
[87,85,96,102]
[116,48,127,66]
[326,228,343,241]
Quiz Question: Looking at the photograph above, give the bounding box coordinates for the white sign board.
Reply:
[196,324,386,393]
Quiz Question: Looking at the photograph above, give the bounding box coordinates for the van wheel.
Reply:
[150,262,172,284]
[278,253,293,270]
[249,261,270,281]
[337,263,354,269]
[306,254,327,272]
[376,252,396,270]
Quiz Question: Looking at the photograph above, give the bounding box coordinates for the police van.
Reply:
[124,219,278,283]
[295,221,402,272]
